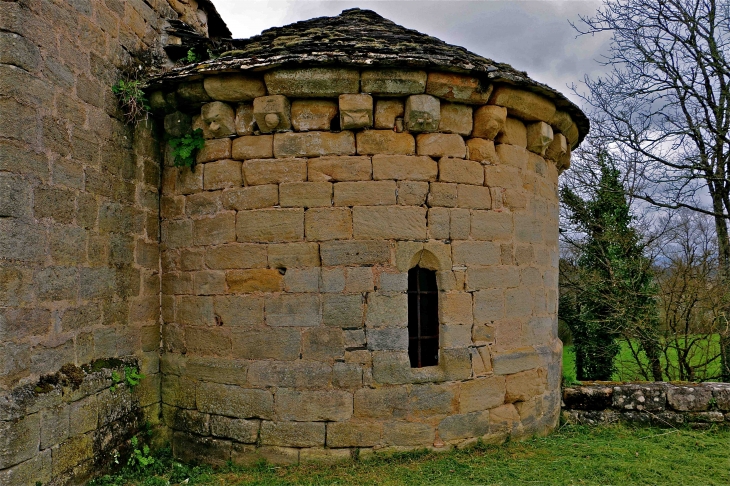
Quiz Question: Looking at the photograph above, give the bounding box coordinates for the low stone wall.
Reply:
[562,383,730,428]
[0,356,158,486]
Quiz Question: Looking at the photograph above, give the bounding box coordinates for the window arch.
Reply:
[407,266,439,368]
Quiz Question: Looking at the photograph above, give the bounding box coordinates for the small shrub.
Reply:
[125,366,145,390]
[186,48,200,63]
[110,370,121,391]
[168,128,205,170]
[112,76,150,124]
[128,436,156,472]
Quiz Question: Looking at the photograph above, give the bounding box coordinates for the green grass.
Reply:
[563,335,722,384]
[89,425,730,485]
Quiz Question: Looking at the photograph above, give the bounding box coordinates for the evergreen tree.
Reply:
[560,155,662,381]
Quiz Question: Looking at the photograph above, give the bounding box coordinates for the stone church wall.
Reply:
[0,1,214,483]
[156,68,575,464]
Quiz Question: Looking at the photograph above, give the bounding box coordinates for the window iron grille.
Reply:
[407,266,439,368]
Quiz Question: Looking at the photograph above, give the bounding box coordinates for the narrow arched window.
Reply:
[408,266,439,367]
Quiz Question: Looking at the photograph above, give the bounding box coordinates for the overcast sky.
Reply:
[210,0,612,106]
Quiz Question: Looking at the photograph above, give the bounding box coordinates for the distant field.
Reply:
[563,334,722,383]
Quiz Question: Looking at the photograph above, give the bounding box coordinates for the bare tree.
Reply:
[573,0,730,380]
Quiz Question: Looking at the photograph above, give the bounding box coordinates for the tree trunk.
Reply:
[712,195,730,382]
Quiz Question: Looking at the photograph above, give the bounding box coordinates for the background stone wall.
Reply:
[0,0,214,483]
[562,382,730,428]
[156,68,576,464]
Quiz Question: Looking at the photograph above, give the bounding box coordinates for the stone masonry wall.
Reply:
[0,0,212,483]
[156,68,577,464]
[562,383,730,428]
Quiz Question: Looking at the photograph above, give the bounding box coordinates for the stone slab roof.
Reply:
[150,8,588,142]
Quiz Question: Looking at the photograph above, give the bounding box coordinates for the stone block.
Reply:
[197,138,232,164]
[194,270,227,295]
[210,416,259,443]
[382,421,434,446]
[439,292,473,325]
[0,412,39,469]
[667,385,712,412]
[302,327,346,360]
[323,294,364,328]
[201,101,236,138]
[492,347,542,375]
[164,111,192,138]
[235,103,256,135]
[426,72,493,104]
[439,157,484,185]
[427,182,458,208]
[372,155,437,181]
[489,86,556,122]
[544,133,567,162]
[452,241,501,266]
[223,185,279,211]
[450,208,470,240]
[550,110,574,134]
[243,158,307,185]
[193,213,236,246]
[344,267,374,292]
[248,359,332,389]
[197,382,274,419]
[398,181,430,205]
[185,357,249,386]
[306,208,352,241]
[367,328,408,351]
[279,182,332,208]
[439,103,473,136]
[231,328,300,360]
[495,118,527,148]
[284,268,320,292]
[471,211,513,241]
[461,376,506,413]
[203,159,242,190]
[266,293,321,327]
[253,95,291,133]
[51,434,93,477]
[457,184,492,209]
[526,122,554,156]
[333,361,363,388]
[405,94,440,132]
[473,288,506,323]
[274,131,356,158]
[276,389,353,421]
[375,99,405,129]
[205,243,267,269]
[356,130,415,155]
[264,67,360,97]
[361,69,427,96]
[505,368,547,403]
[226,268,283,293]
[308,156,372,182]
[438,410,490,441]
[186,192,221,217]
[260,421,326,447]
[172,433,231,467]
[428,207,450,239]
[204,74,266,102]
[291,99,338,131]
[473,105,507,140]
[327,420,382,447]
[232,135,273,160]
[320,240,390,266]
[365,293,407,328]
[267,244,319,272]
[417,133,466,158]
[236,208,304,242]
[353,206,427,240]
[212,295,263,328]
[495,144,528,171]
[334,180,397,206]
[467,138,500,165]
[339,94,373,129]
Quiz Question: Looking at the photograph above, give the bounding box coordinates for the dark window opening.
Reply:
[408,266,439,368]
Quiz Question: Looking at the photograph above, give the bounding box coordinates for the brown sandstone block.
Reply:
[473,289,504,326]
[320,240,390,266]
[427,182,458,207]
[495,144,528,170]
[185,327,231,356]
[354,387,408,418]
[222,185,278,210]
[264,67,360,97]
[274,131,356,158]
[232,135,273,160]
[550,110,574,135]
[266,293,321,327]
[0,413,39,469]
[260,421,325,448]
[196,138,232,164]
[460,375,506,413]
[491,347,543,375]
[505,368,547,403]
[457,184,491,209]
[279,182,332,207]
[426,72,493,105]
[489,86,556,123]
[186,192,222,217]
[226,269,283,293]
[205,244,268,269]
[253,95,292,133]
[197,382,274,419]
[439,157,484,185]
[382,421,434,446]
[51,434,93,478]
[417,133,466,158]
[201,101,236,138]
[327,420,382,447]
[362,69,427,96]
[323,294,364,328]
[544,133,567,162]
[334,180,397,206]
[439,292,473,325]
[305,208,352,241]
[526,122,554,156]
[302,327,346,360]
[235,103,256,135]
[194,270,227,295]
[467,266,520,290]
[374,99,405,129]
[291,99,338,131]
[353,206,427,240]
[214,295,265,327]
[277,389,353,422]
[203,159,242,190]
[404,94,440,132]
[308,156,372,182]
[236,208,304,242]
[398,181,429,205]
[193,213,236,246]
[428,207,450,239]
[372,154,437,181]
[339,94,373,129]
[204,74,266,102]
[268,242,321,267]
[231,328,301,360]
[471,211,513,241]
[210,416,260,443]
[243,158,307,185]
[356,130,415,155]
[452,241,500,266]
[484,165,521,189]
[438,411,490,441]
[473,105,507,139]
[495,118,527,148]
[439,103,473,136]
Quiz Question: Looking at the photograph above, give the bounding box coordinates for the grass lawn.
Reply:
[90,425,730,486]
[563,335,723,384]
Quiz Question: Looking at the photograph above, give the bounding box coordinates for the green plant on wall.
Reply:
[124,366,145,390]
[111,77,150,124]
[168,128,205,170]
